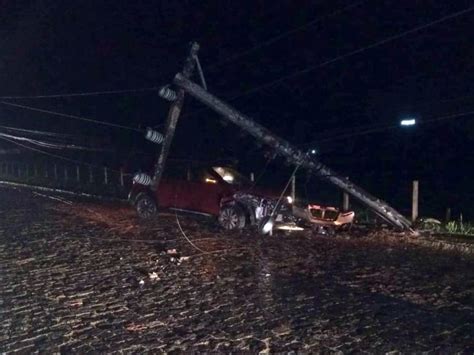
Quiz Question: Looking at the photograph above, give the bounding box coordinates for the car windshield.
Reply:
[212,166,251,186]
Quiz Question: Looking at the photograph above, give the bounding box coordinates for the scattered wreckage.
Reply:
[130,42,412,235]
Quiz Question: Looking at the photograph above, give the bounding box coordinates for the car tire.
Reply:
[218,205,246,230]
[135,194,158,219]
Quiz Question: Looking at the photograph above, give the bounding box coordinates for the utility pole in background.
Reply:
[412,180,419,222]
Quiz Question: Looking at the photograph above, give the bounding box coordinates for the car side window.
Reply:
[190,167,219,184]
[162,164,189,181]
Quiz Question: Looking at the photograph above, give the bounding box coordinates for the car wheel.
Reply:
[218,205,246,230]
[135,194,157,219]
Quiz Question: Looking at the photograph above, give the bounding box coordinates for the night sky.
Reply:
[1,0,473,218]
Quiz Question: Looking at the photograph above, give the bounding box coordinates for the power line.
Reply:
[0,135,123,173]
[180,5,474,124]
[0,135,94,166]
[0,125,76,137]
[301,109,474,147]
[0,87,159,100]
[0,131,109,151]
[221,4,474,102]
[0,101,142,133]
[209,0,367,69]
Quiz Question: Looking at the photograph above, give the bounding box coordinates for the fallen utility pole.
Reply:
[174,73,413,230]
[152,42,200,190]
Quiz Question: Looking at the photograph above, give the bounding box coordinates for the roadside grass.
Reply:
[444,221,474,236]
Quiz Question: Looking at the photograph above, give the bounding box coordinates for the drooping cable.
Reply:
[0,125,76,138]
[209,0,367,69]
[0,101,142,132]
[299,109,474,148]
[0,87,159,100]
[212,4,474,102]
[0,135,123,174]
[0,132,109,151]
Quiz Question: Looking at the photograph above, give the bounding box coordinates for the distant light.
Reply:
[286,196,293,204]
[310,149,317,155]
[400,119,416,126]
[205,178,217,184]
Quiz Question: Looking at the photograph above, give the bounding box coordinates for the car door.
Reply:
[181,167,231,215]
[158,163,188,209]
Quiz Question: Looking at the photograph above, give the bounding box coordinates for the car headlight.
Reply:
[286,196,293,204]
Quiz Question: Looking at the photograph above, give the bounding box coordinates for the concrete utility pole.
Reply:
[174,74,413,231]
[152,42,200,190]
[412,180,419,222]
[343,192,350,211]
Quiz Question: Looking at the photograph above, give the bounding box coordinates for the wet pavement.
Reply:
[0,186,473,353]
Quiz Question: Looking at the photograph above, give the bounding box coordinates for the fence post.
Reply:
[34,164,38,177]
[76,166,80,182]
[250,172,255,182]
[104,167,108,184]
[120,168,124,187]
[54,164,58,180]
[412,180,419,222]
[45,164,49,178]
[343,192,350,211]
[64,166,68,181]
[445,207,451,223]
[89,166,93,183]
[342,177,350,211]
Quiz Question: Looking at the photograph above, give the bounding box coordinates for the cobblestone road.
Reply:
[0,186,473,353]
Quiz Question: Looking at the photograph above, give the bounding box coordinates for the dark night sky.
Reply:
[1,0,473,218]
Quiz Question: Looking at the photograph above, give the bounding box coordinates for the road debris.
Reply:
[149,271,160,281]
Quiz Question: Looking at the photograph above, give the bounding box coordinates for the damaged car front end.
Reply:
[220,191,300,234]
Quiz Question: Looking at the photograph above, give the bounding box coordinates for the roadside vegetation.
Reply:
[444,220,474,236]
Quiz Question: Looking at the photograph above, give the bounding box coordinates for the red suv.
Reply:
[128,162,295,231]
